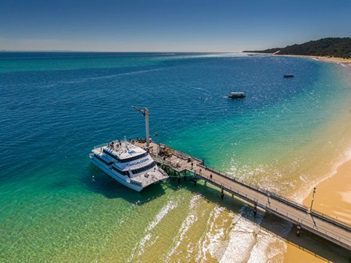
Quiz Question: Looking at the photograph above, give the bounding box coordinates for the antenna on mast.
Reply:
[132,106,150,148]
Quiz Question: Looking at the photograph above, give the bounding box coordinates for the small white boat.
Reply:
[228,91,246,99]
[89,140,168,192]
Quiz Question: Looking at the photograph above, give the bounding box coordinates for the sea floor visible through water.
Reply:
[0,52,351,262]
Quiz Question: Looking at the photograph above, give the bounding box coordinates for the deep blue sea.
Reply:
[0,52,350,262]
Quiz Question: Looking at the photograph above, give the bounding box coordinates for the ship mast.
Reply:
[133,106,150,148]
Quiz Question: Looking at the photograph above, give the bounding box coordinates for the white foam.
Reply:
[128,199,177,262]
[189,194,201,210]
[219,207,263,263]
[294,145,351,204]
[146,200,177,232]
[217,206,289,263]
[247,230,287,263]
[88,68,162,81]
[166,195,201,259]
[196,206,227,262]
[201,210,227,260]
[41,68,162,88]
[248,218,291,263]
[299,175,307,183]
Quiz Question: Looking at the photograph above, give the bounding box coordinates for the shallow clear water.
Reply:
[0,52,350,262]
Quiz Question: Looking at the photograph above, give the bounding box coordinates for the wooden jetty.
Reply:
[133,140,351,251]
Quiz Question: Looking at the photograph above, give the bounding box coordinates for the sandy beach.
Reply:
[284,158,351,262]
[309,56,351,65]
[300,55,351,224]
[303,158,351,225]
[282,56,351,262]
[277,54,351,65]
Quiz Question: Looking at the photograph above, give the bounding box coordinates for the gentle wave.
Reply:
[212,206,290,263]
[246,230,287,263]
[219,207,261,263]
[128,199,177,262]
[36,68,163,89]
[165,194,201,260]
[196,206,228,262]
[293,145,351,204]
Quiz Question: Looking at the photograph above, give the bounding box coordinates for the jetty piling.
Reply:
[133,140,351,251]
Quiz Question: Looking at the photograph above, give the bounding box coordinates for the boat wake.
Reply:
[40,68,163,89]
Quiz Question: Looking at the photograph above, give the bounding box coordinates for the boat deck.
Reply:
[91,143,168,189]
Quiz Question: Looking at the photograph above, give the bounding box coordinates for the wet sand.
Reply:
[282,58,351,262]
[309,56,351,65]
[303,159,351,225]
[284,245,326,263]
[273,54,351,65]
[283,159,351,262]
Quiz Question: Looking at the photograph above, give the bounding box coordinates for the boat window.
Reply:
[95,154,113,165]
[112,166,129,176]
[131,161,156,174]
[103,149,148,163]
[119,152,148,163]
[103,149,120,160]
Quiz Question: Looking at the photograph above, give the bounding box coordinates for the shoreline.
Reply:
[284,157,351,262]
[303,154,351,224]
[299,55,351,65]
[292,146,351,205]
[283,54,351,262]
[297,55,351,218]
[273,53,351,65]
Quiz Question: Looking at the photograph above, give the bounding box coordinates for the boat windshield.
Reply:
[131,161,156,174]
[103,149,148,163]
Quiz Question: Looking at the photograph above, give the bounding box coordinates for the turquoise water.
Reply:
[0,52,350,262]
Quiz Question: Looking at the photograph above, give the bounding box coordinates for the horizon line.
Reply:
[0,50,244,53]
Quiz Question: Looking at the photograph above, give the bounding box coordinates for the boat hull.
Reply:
[90,156,143,192]
[228,92,246,99]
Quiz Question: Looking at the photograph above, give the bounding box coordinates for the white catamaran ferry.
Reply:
[90,107,168,191]
[89,139,168,191]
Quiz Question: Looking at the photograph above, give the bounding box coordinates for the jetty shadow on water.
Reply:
[82,167,350,262]
[83,165,166,205]
[173,177,351,262]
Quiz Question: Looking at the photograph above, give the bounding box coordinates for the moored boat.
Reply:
[89,139,168,191]
[228,91,246,99]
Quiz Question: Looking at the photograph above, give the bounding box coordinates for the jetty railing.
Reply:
[139,141,351,251]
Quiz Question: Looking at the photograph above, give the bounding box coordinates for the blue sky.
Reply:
[1,0,350,51]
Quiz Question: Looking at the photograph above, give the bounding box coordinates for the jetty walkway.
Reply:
[133,141,351,251]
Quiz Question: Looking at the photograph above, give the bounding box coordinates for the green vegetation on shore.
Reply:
[245,37,351,58]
